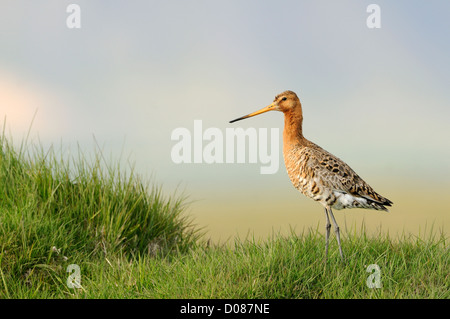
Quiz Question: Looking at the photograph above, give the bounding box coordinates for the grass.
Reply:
[0,132,448,299]
[67,230,448,299]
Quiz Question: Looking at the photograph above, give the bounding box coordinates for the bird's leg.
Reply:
[324,207,331,262]
[328,208,345,262]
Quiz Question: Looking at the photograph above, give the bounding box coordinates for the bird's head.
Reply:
[229,90,300,123]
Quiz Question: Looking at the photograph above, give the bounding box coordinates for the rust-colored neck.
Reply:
[282,106,305,150]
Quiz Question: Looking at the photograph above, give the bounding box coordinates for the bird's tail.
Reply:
[363,195,393,212]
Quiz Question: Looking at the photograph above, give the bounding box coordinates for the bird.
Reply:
[229,90,393,262]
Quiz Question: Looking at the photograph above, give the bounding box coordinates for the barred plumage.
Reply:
[284,140,392,211]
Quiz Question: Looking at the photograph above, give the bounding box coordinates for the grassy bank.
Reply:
[0,134,448,298]
[0,133,200,298]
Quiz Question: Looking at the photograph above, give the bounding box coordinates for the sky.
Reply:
[1,1,449,242]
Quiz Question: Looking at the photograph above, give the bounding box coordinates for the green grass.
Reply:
[0,132,448,299]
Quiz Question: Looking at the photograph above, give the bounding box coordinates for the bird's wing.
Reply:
[306,142,393,207]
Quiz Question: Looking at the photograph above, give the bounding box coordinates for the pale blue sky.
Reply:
[1,1,449,239]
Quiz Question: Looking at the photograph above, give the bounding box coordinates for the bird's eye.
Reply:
[282,97,287,101]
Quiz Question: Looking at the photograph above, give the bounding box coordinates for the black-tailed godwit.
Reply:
[230,90,393,261]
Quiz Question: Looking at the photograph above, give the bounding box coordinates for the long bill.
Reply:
[229,103,276,123]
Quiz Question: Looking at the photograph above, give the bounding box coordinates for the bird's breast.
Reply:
[283,143,339,207]
[284,145,321,198]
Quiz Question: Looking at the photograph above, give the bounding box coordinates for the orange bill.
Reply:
[229,103,276,123]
